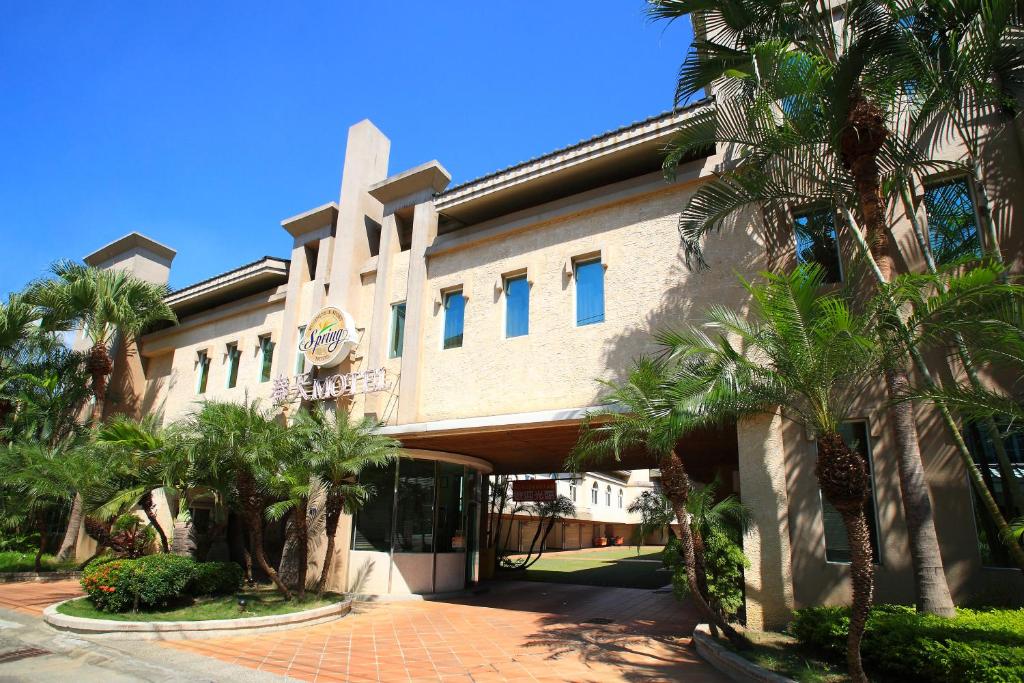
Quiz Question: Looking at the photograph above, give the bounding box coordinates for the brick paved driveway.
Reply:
[167,581,725,682]
[0,578,724,682]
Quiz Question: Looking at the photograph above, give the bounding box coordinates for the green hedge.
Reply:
[81,555,243,613]
[791,605,1024,683]
[189,561,243,596]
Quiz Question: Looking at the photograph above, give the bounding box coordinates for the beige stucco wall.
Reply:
[413,182,763,422]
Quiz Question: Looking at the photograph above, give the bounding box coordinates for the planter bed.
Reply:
[0,570,82,583]
[44,594,352,640]
[693,624,844,683]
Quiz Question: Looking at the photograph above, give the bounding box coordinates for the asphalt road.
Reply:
[0,607,290,682]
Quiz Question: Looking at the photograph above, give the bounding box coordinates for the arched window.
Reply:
[570,481,577,501]
[618,488,623,508]
[605,485,612,506]
[591,482,598,504]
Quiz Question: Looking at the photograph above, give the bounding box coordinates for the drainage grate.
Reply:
[0,647,50,663]
[582,617,615,625]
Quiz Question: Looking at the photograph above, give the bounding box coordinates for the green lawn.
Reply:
[511,547,672,589]
[0,551,76,573]
[57,590,343,621]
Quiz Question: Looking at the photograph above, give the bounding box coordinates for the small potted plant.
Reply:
[613,536,624,546]
[594,536,608,547]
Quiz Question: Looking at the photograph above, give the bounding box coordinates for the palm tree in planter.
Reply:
[265,437,322,600]
[179,399,293,598]
[569,357,750,649]
[26,262,175,560]
[289,405,400,597]
[660,265,881,682]
[89,415,185,553]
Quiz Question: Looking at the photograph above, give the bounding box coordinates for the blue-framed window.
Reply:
[923,178,982,265]
[389,302,406,359]
[505,275,529,338]
[443,290,465,349]
[258,336,274,383]
[225,342,241,389]
[574,258,605,326]
[195,350,210,395]
[794,209,842,283]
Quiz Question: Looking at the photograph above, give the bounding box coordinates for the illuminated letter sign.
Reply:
[300,307,357,368]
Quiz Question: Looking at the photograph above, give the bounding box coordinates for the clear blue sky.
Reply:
[0,2,692,295]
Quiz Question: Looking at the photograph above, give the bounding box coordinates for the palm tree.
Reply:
[569,356,750,648]
[0,294,48,431]
[627,489,675,554]
[89,415,184,553]
[178,399,293,598]
[25,262,175,561]
[684,477,750,608]
[647,0,967,611]
[503,495,576,570]
[0,436,106,570]
[288,405,400,597]
[659,265,880,682]
[265,436,323,600]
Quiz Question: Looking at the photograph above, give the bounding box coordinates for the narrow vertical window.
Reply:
[505,275,529,338]
[389,302,406,359]
[821,421,881,563]
[195,350,210,395]
[605,485,611,506]
[442,290,465,350]
[794,208,843,283]
[570,482,577,502]
[258,336,274,383]
[618,488,623,509]
[295,325,307,375]
[225,343,240,389]
[923,178,982,265]
[574,258,605,326]
[591,482,598,505]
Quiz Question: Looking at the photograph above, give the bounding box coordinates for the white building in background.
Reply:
[498,470,675,553]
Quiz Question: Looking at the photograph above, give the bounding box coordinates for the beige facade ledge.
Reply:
[281,202,339,238]
[43,597,352,640]
[376,405,623,437]
[84,232,176,266]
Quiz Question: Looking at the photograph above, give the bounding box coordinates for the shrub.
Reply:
[81,558,134,612]
[190,561,243,596]
[81,554,199,613]
[663,531,749,618]
[791,605,1024,683]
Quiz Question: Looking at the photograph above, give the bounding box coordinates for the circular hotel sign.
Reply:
[300,307,357,368]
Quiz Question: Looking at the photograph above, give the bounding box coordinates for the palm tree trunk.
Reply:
[56,494,83,561]
[317,494,343,597]
[660,449,750,649]
[237,472,291,599]
[86,342,112,424]
[886,368,956,616]
[278,515,301,589]
[35,516,47,573]
[840,93,955,618]
[523,518,558,569]
[816,432,873,683]
[295,501,309,600]
[841,202,1024,573]
[139,491,170,553]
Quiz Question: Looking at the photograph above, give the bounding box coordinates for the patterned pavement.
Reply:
[0,577,725,682]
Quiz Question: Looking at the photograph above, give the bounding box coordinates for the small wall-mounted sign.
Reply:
[512,479,557,503]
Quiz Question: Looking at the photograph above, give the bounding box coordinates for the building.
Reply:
[77,102,1023,629]
[496,471,677,554]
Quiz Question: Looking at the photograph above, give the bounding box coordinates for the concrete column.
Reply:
[396,200,438,424]
[365,215,397,369]
[327,120,390,313]
[737,410,795,630]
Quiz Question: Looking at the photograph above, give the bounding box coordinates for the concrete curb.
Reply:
[0,570,82,583]
[692,624,795,683]
[43,597,352,640]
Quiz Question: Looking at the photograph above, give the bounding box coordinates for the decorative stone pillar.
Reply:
[737,410,795,630]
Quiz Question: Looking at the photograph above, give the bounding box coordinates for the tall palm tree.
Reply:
[179,399,293,598]
[569,357,750,649]
[288,405,400,597]
[627,489,675,553]
[647,0,965,611]
[26,262,175,560]
[660,265,881,682]
[684,477,750,607]
[0,294,48,431]
[265,437,323,600]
